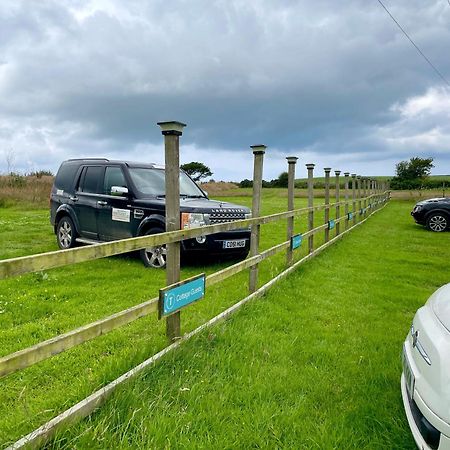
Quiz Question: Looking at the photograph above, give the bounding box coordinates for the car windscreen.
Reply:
[128,168,205,197]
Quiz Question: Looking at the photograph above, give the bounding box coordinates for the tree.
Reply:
[275,171,289,188]
[180,162,213,182]
[390,157,434,190]
[395,157,434,180]
[239,179,253,188]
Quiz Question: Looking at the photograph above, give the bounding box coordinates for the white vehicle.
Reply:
[402,283,450,450]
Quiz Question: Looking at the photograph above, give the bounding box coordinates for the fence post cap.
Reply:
[157,121,186,135]
[250,145,267,154]
[344,172,350,176]
[324,167,332,173]
[286,156,298,164]
[334,170,341,175]
[356,175,361,179]
[305,163,315,169]
[351,173,357,178]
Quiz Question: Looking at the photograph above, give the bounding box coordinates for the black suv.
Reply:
[50,159,251,267]
[411,197,450,232]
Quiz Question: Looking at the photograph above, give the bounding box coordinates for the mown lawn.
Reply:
[44,199,449,449]
[1,190,333,446]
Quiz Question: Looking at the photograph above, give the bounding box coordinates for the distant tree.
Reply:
[5,148,15,174]
[239,179,253,188]
[275,171,289,188]
[390,157,434,190]
[180,162,213,182]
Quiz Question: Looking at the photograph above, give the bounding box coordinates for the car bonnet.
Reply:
[429,283,450,333]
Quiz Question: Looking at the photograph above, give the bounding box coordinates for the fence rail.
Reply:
[0,193,387,379]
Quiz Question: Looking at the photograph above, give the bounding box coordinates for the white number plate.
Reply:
[223,239,246,249]
[402,345,415,399]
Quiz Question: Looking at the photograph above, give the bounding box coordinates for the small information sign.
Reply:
[291,233,303,250]
[360,208,364,215]
[159,273,205,319]
[328,219,335,230]
[348,212,353,220]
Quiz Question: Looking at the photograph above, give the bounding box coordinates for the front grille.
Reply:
[209,209,246,224]
[408,395,441,450]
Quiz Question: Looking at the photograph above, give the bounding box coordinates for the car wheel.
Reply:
[56,216,77,249]
[426,212,448,232]
[140,227,167,268]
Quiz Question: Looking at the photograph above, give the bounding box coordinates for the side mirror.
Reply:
[111,186,129,196]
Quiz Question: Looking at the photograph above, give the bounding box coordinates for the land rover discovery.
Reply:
[50,158,251,268]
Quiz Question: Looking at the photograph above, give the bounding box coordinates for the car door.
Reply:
[73,165,104,240]
[97,166,133,240]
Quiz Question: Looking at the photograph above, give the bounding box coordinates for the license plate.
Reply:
[402,345,415,399]
[223,239,246,249]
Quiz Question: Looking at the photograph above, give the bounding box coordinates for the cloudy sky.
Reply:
[0,0,449,181]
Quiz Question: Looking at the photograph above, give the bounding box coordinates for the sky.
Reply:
[0,0,449,181]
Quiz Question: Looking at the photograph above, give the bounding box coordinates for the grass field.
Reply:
[48,199,450,449]
[0,193,448,448]
[0,190,322,446]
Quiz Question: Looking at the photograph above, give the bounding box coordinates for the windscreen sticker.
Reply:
[56,189,64,196]
[112,208,131,222]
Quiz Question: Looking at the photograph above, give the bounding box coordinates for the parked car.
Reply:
[401,283,450,450]
[50,158,251,267]
[411,198,450,232]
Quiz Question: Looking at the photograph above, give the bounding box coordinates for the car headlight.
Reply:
[413,205,423,213]
[181,213,208,229]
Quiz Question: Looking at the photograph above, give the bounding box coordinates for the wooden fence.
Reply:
[1,122,390,448]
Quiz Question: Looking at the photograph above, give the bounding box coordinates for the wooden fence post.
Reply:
[366,178,370,214]
[357,176,362,220]
[249,145,266,293]
[157,120,186,343]
[363,177,367,218]
[351,174,356,225]
[372,179,376,208]
[324,168,331,243]
[306,164,315,253]
[344,172,349,230]
[286,156,298,266]
[335,170,341,236]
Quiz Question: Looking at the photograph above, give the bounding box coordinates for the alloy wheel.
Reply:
[144,245,167,268]
[429,215,447,232]
[58,220,73,248]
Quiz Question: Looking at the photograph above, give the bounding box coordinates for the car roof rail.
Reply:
[67,158,110,162]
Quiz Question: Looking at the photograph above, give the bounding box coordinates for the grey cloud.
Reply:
[1,0,450,178]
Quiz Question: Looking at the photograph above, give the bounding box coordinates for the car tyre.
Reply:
[56,216,78,249]
[426,212,448,232]
[140,227,167,268]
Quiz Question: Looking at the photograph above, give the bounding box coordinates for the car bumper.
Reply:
[181,230,251,255]
[411,210,426,225]
[402,344,450,450]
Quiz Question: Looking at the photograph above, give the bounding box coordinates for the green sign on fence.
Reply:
[159,273,206,319]
[291,234,303,250]
[328,219,335,230]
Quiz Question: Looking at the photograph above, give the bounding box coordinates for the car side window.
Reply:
[79,166,103,193]
[104,167,127,194]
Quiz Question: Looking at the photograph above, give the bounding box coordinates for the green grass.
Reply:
[0,192,321,446]
[1,195,446,448]
[47,200,449,450]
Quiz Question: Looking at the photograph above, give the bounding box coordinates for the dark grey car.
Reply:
[411,197,450,232]
[50,158,251,267]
